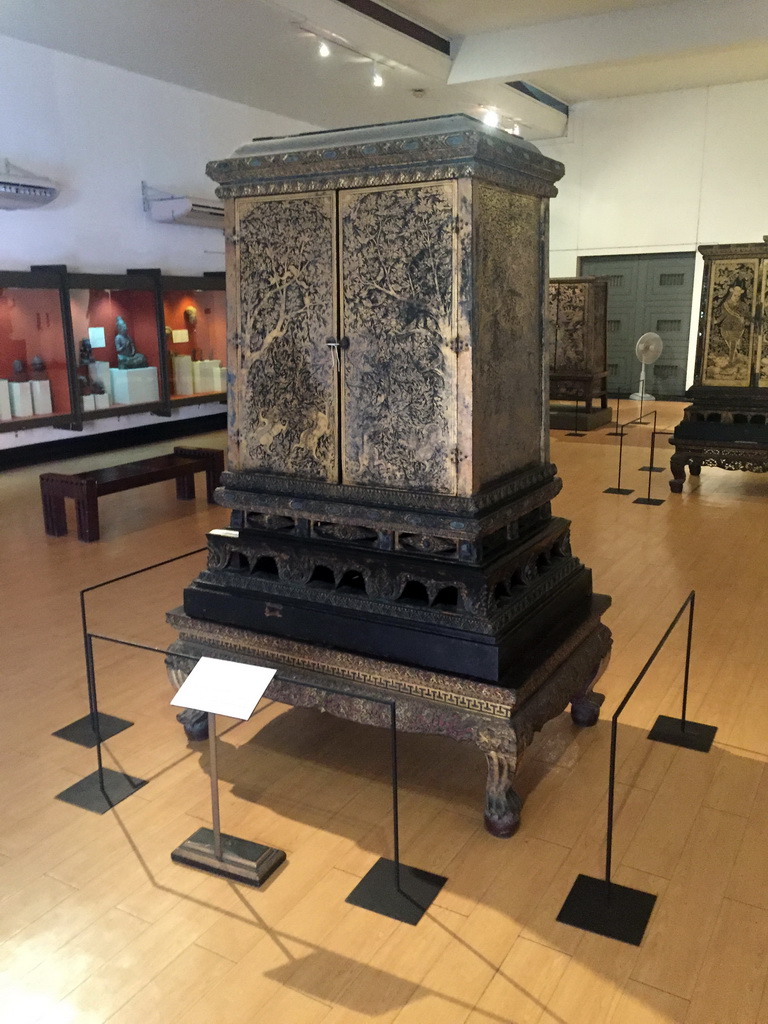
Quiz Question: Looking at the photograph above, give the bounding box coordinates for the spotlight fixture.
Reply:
[482,108,500,128]
[372,64,384,88]
[318,40,330,58]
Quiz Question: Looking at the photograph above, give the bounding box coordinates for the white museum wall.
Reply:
[0,33,316,275]
[538,78,768,383]
[0,33,316,450]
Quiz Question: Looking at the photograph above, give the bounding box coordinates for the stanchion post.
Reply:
[634,412,665,505]
[566,396,585,437]
[603,426,634,495]
[607,393,623,436]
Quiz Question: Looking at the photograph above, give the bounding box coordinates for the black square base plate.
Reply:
[633,497,665,506]
[52,712,133,748]
[56,767,147,813]
[171,827,286,887]
[604,487,634,495]
[566,431,585,437]
[639,466,665,473]
[557,873,656,945]
[346,857,447,925]
[648,714,717,752]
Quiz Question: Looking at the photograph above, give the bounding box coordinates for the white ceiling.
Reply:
[1,0,766,141]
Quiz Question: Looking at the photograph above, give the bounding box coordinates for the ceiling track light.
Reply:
[372,64,384,88]
[318,39,330,58]
[482,108,500,128]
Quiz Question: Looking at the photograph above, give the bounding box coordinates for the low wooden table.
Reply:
[40,446,224,542]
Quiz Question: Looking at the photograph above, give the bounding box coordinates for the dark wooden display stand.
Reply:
[167,596,611,838]
[40,445,224,541]
[670,243,768,491]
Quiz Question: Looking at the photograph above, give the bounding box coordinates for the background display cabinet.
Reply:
[67,272,167,417]
[548,276,610,429]
[161,273,227,404]
[168,115,612,837]
[0,268,77,431]
[670,242,768,491]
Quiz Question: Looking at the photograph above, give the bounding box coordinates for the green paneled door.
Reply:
[580,253,695,398]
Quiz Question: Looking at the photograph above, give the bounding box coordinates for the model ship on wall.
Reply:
[167,115,612,837]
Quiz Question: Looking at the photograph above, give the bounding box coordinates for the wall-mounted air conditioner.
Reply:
[142,181,224,229]
[0,160,59,210]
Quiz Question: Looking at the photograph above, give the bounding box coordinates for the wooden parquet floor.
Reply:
[2,402,768,1023]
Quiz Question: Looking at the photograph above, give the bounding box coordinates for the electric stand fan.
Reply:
[630,332,663,401]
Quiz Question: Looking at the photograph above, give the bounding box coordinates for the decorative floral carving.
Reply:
[235,193,338,478]
[340,183,457,493]
[398,533,457,555]
[313,522,378,542]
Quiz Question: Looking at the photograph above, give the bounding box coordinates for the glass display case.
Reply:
[160,273,227,405]
[0,269,78,431]
[67,272,167,417]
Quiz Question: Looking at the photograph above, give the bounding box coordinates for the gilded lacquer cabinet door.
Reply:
[339,181,458,494]
[701,257,759,388]
[231,192,338,478]
[554,283,588,371]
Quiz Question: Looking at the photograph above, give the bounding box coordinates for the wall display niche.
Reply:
[67,273,167,417]
[670,242,768,491]
[548,276,610,427]
[0,269,77,431]
[161,274,227,403]
[166,115,612,837]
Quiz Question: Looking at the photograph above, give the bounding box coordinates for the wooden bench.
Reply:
[40,446,224,542]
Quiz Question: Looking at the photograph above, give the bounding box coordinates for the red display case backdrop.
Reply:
[0,287,71,416]
[69,289,160,368]
[163,291,226,361]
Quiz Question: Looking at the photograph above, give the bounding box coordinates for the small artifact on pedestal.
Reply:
[166,115,612,838]
[11,358,27,382]
[114,316,148,369]
[670,241,768,491]
[30,355,47,380]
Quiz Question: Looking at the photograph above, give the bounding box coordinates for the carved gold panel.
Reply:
[701,258,759,388]
[339,181,459,494]
[231,192,339,478]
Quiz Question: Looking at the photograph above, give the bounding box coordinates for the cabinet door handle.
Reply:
[326,336,340,370]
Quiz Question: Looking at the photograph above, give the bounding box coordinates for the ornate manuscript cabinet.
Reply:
[548,277,608,412]
[670,242,768,491]
[170,117,612,837]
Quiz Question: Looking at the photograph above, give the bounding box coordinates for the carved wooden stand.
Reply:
[167,598,610,838]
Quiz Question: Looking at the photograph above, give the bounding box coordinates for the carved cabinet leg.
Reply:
[670,452,688,493]
[570,648,608,726]
[689,460,702,476]
[484,750,522,838]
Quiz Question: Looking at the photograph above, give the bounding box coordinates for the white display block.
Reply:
[9,381,33,418]
[214,365,227,392]
[171,656,276,720]
[192,359,222,393]
[110,366,159,405]
[172,354,195,395]
[81,393,96,412]
[30,379,53,416]
[90,361,112,400]
[0,379,12,421]
[94,392,110,410]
